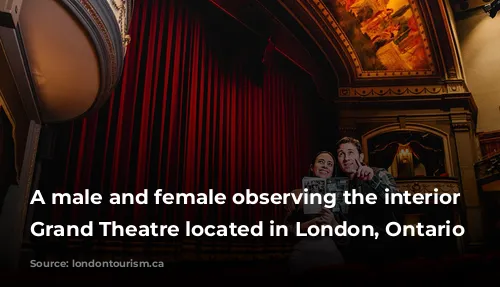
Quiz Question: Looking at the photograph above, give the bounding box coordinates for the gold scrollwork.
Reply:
[396,180,460,194]
[110,0,130,47]
[81,0,117,80]
[339,82,468,97]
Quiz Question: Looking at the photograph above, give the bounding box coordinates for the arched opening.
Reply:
[362,123,462,258]
[362,123,454,179]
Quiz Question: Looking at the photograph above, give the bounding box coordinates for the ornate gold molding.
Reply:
[339,82,468,97]
[80,0,117,81]
[107,0,132,47]
[396,178,460,194]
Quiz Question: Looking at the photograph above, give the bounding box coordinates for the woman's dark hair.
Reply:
[308,151,337,177]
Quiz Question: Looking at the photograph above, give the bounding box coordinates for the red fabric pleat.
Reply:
[42,0,323,249]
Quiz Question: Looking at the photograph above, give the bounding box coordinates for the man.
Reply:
[335,137,401,264]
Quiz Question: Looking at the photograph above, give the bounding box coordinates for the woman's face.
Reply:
[311,153,334,178]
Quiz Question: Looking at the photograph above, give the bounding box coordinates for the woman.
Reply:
[285,151,345,275]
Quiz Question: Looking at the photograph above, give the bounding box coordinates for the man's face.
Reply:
[337,143,363,174]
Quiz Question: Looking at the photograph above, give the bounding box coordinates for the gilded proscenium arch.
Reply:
[277,0,353,87]
[361,123,454,178]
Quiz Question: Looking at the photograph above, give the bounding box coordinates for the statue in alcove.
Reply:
[0,107,17,215]
[367,131,447,179]
[387,143,427,178]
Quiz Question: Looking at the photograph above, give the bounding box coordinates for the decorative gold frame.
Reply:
[361,123,454,177]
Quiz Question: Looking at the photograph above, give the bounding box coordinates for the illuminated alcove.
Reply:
[362,124,454,179]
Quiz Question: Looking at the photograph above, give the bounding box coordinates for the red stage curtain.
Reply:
[36,0,325,251]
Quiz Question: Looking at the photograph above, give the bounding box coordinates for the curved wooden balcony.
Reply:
[475,152,500,186]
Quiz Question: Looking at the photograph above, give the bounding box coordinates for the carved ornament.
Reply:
[339,82,468,97]
[396,179,460,194]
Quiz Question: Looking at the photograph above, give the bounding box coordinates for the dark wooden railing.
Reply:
[475,152,500,185]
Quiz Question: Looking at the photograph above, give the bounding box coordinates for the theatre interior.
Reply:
[1,0,500,282]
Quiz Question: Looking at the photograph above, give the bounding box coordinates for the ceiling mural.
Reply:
[316,0,436,78]
[212,0,467,98]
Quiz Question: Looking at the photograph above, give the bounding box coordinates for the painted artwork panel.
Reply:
[322,0,433,72]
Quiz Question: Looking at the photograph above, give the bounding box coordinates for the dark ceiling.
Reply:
[209,0,340,98]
